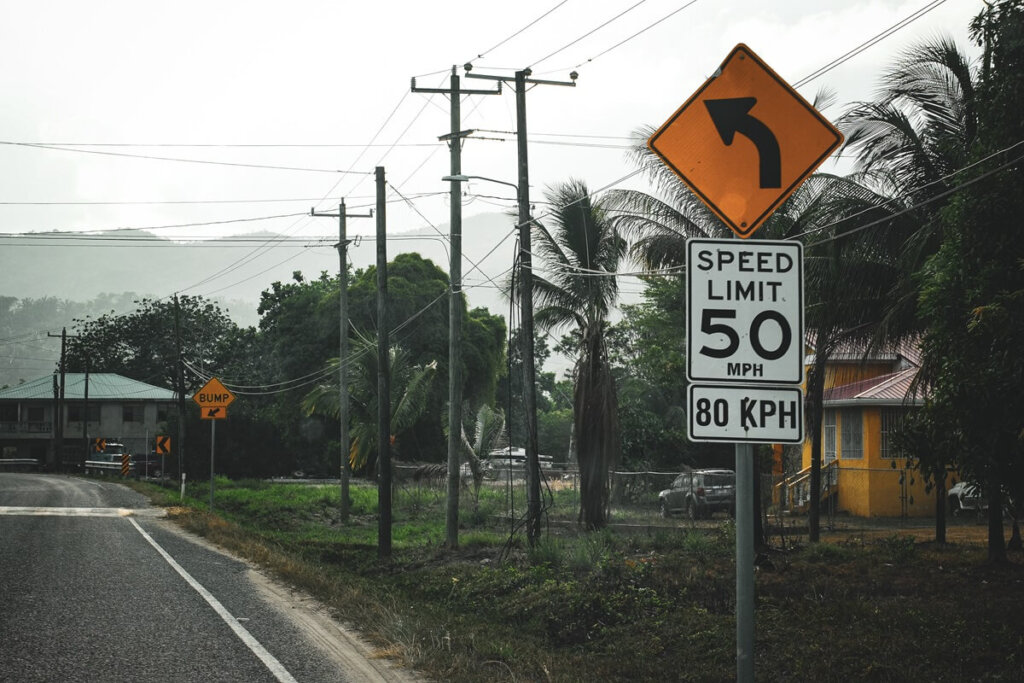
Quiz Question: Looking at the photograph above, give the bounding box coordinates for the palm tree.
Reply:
[457,404,506,510]
[302,334,437,472]
[837,35,979,345]
[531,179,627,530]
[836,35,980,543]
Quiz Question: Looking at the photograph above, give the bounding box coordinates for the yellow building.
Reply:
[782,341,933,517]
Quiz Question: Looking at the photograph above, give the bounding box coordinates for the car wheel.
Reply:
[949,496,962,516]
[660,501,671,519]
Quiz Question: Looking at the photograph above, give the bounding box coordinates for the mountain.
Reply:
[0,212,523,327]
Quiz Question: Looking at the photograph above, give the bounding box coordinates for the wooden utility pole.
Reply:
[413,66,501,548]
[467,66,576,545]
[311,200,372,523]
[173,295,186,481]
[375,166,392,560]
[82,357,90,465]
[47,328,69,468]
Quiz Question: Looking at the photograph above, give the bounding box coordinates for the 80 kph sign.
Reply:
[687,239,803,384]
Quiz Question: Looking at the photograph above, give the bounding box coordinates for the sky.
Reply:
[0,0,985,307]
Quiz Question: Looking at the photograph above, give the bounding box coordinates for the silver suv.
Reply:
[659,469,736,520]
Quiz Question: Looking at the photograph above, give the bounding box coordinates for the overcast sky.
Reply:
[0,0,984,303]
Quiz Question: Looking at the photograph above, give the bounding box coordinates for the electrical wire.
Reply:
[0,141,372,175]
[793,0,950,88]
[0,192,446,207]
[0,212,307,240]
[557,0,701,73]
[790,148,1024,245]
[527,0,650,70]
[465,0,571,66]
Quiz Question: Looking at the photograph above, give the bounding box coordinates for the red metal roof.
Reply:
[823,367,921,404]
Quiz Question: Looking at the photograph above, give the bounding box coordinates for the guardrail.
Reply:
[84,458,134,476]
[0,458,41,471]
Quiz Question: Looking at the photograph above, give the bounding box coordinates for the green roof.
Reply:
[0,373,176,401]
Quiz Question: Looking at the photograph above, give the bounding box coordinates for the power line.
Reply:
[527,0,650,70]
[0,192,446,207]
[0,141,374,175]
[11,141,442,148]
[560,0,701,73]
[794,0,950,88]
[465,0,571,66]
[0,212,307,238]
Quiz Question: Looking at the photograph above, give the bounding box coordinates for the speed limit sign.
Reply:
[687,239,803,385]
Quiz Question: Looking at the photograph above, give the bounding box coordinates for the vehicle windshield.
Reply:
[704,474,734,487]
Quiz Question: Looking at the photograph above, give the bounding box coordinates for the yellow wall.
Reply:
[800,405,933,517]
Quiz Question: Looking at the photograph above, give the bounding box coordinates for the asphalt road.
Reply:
[0,473,418,683]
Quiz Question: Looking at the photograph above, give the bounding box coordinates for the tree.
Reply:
[498,327,559,450]
[915,0,1024,562]
[531,179,626,530]
[458,404,507,510]
[66,295,241,391]
[302,334,437,473]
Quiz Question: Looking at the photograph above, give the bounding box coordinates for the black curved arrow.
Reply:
[704,97,781,189]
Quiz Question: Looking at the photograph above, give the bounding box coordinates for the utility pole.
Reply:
[173,295,186,483]
[83,357,90,466]
[310,201,372,523]
[467,66,576,545]
[47,328,69,469]
[413,66,501,549]
[375,166,392,561]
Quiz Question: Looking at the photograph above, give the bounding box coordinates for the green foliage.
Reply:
[878,534,918,563]
[302,336,437,472]
[67,294,242,391]
[915,0,1024,560]
[532,179,625,530]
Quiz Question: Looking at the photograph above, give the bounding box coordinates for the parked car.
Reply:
[948,481,987,515]
[659,469,736,520]
[132,450,163,478]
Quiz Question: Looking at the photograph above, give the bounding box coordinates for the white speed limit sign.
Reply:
[687,239,803,385]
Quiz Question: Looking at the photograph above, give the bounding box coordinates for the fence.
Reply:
[390,463,992,540]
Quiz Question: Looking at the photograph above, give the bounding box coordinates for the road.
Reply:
[0,473,419,683]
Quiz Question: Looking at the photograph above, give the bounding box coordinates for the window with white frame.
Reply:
[840,408,863,459]
[823,410,837,463]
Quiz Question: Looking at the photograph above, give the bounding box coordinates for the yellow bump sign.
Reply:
[192,377,236,410]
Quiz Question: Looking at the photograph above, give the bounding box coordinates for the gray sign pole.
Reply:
[735,442,754,681]
[209,420,215,512]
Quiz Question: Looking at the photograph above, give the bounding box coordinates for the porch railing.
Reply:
[776,460,838,514]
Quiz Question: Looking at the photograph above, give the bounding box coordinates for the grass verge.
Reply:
[126,477,1024,682]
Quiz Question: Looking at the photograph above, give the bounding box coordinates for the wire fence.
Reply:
[391,463,1001,541]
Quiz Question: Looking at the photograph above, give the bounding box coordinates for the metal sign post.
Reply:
[210,420,215,512]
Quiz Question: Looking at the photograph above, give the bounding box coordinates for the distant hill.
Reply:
[0,212,522,328]
[0,211,642,385]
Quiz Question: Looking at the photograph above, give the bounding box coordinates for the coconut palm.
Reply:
[837,35,979,343]
[530,178,627,530]
[302,333,437,472]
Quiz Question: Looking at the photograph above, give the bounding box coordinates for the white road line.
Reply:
[0,506,164,517]
[127,517,298,683]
